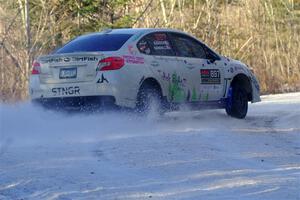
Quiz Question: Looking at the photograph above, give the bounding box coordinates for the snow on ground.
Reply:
[0,93,299,200]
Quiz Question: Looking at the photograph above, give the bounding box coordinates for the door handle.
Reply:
[182,60,195,69]
[186,65,195,69]
[150,61,159,67]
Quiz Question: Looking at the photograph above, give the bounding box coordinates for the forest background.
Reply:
[0,0,299,102]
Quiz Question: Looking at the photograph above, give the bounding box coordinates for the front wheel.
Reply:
[226,85,248,119]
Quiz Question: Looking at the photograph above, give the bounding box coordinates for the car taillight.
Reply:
[31,60,41,74]
[97,57,125,71]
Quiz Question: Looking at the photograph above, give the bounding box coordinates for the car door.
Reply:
[199,45,225,101]
[169,33,225,102]
[137,32,187,103]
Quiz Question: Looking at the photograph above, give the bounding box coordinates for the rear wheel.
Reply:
[226,84,248,119]
[136,85,164,115]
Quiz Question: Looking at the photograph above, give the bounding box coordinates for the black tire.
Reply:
[226,84,248,119]
[136,84,164,115]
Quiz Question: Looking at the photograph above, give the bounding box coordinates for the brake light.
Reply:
[31,60,41,74]
[97,57,125,71]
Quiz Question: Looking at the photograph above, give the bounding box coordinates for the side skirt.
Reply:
[169,98,228,111]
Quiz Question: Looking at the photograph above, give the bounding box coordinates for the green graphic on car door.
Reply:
[168,72,186,102]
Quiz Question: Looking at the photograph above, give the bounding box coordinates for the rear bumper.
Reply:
[30,81,116,99]
[29,72,119,100]
[33,96,116,110]
[29,72,138,108]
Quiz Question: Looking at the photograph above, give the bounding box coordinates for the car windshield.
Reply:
[55,33,133,53]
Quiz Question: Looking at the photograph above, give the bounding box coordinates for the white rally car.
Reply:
[30,28,261,118]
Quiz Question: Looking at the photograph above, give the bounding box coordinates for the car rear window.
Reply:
[55,33,133,53]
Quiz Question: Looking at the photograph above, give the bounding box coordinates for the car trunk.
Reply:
[37,53,105,84]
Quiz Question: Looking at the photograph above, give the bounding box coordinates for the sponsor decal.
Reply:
[123,55,144,64]
[198,90,209,101]
[157,71,188,102]
[162,72,171,81]
[52,86,80,96]
[200,69,221,84]
[158,71,187,87]
[128,45,134,54]
[153,44,171,50]
[97,74,109,83]
[186,89,190,101]
[191,87,197,101]
[128,44,139,55]
[186,88,198,101]
[153,40,171,50]
[204,93,209,101]
[41,56,98,64]
[168,72,187,102]
[137,40,151,54]
[72,57,98,62]
[156,57,177,62]
[154,33,167,41]
[153,33,171,50]
[154,41,170,47]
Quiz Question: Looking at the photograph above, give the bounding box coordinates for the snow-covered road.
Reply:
[0,93,299,200]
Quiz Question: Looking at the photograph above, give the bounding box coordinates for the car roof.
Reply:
[99,28,185,35]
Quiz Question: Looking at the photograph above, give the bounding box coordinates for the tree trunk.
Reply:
[25,0,30,96]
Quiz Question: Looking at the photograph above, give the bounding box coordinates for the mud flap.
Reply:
[226,86,233,110]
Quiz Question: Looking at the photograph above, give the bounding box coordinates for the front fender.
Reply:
[250,73,261,103]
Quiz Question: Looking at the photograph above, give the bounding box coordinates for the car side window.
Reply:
[137,37,152,55]
[137,32,175,56]
[202,45,220,61]
[170,33,207,59]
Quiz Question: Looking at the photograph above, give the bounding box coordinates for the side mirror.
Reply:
[209,57,216,64]
[207,53,220,64]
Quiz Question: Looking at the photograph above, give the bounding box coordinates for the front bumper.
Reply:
[250,73,261,103]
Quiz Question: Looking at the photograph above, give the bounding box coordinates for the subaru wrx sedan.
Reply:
[30,28,261,118]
